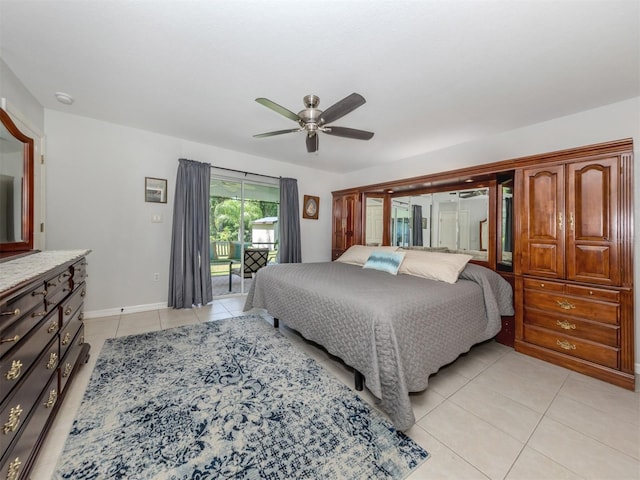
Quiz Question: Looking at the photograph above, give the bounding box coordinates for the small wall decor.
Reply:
[145,177,167,203]
[303,195,319,220]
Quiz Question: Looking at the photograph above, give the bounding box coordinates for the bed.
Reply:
[243,247,514,431]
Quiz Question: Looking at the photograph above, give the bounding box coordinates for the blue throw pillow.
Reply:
[362,251,406,275]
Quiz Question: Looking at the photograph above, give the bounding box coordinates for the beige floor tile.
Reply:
[419,401,524,479]
[159,307,200,329]
[116,313,161,336]
[471,351,568,412]
[410,388,447,423]
[82,315,119,337]
[450,380,542,443]
[505,446,583,480]
[529,417,640,480]
[427,367,471,398]
[546,394,640,460]
[559,373,640,426]
[405,426,490,479]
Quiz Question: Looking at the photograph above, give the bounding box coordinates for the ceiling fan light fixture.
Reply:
[253,93,374,153]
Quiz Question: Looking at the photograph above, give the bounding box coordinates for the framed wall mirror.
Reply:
[0,108,34,255]
[388,186,491,262]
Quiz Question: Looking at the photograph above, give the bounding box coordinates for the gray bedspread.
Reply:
[244,261,514,431]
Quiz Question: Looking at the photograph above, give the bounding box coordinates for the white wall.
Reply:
[44,111,336,316]
[340,97,640,371]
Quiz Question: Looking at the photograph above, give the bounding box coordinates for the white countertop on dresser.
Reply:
[0,250,91,294]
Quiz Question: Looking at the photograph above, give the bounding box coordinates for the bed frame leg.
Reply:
[273,317,279,328]
[354,370,364,391]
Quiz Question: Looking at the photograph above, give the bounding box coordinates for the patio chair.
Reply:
[229,248,269,285]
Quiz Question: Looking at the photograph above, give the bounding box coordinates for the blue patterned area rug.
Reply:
[53,315,428,479]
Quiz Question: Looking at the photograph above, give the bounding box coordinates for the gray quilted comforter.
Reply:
[244,261,514,431]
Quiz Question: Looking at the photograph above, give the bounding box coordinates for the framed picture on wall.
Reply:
[303,195,319,220]
[145,177,167,203]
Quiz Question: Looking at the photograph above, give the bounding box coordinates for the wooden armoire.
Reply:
[514,143,634,390]
[331,138,634,390]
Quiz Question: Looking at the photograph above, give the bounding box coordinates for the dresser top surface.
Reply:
[0,250,90,294]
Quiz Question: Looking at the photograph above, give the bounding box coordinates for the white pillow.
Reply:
[335,245,399,266]
[398,249,473,283]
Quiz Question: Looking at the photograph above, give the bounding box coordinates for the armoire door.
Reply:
[332,192,359,258]
[520,164,565,278]
[566,157,619,285]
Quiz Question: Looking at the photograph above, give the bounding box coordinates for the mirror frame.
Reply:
[0,108,34,255]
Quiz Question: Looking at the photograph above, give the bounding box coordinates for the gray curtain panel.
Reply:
[412,204,423,246]
[168,158,213,308]
[279,177,302,263]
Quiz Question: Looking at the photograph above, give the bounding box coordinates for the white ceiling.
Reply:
[1,0,638,173]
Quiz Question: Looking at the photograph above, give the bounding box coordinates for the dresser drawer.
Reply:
[523,325,619,369]
[59,282,86,328]
[565,284,620,303]
[71,259,88,288]
[59,308,83,360]
[0,375,58,480]
[523,278,565,293]
[59,325,85,394]
[44,269,72,310]
[524,290,619,325]
[0,338,58,456]
[0,285,47,332]
[0,302,50,360]
[1,311,59,402]
[524,308,619,347]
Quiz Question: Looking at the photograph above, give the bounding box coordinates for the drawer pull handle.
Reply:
[44,389,57,408]
[556,320,576,330]
[0,334,20,344]
[47,321,58,334]
[47,280,58,288]
[5,360,23,380]
[2,404,23,434]
[540,283,545,288]
[65,307,73,316]
[31,311,47,317]
[62,332,72,345]
[78,335,85,345]
[63,362,73,378]
[556,339,576,350]
[556,300,576,310]
[81,289,86,297]
[31,289,47,296]
[0,308,20,317]
[6,456,21,480]
[46,352,58,369]
[558,212,563,229]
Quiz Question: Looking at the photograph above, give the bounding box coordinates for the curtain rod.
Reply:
[210,164,280,181]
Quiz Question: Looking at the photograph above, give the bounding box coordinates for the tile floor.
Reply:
[30,296,640,480]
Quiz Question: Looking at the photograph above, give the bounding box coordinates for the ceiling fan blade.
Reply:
[306,134,319,153]
[253,128,300,138]
[255,98,301,122]
[324,126,374,140]
[319,93,366,126]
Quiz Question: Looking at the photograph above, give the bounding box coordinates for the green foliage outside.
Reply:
[209,197,278,243]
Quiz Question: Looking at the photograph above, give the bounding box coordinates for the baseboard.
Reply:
[83,302,168,319]
[636,362,640,375]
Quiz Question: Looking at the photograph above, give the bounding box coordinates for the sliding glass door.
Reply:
[209,175,279,296]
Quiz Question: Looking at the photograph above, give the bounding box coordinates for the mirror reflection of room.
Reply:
[0,120,25,243]
[387,188,489,261]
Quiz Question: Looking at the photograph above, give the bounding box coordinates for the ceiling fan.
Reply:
[253,93,374,153]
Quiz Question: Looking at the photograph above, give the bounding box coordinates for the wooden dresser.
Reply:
[514,146,634,390]
[0,250,91,480]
